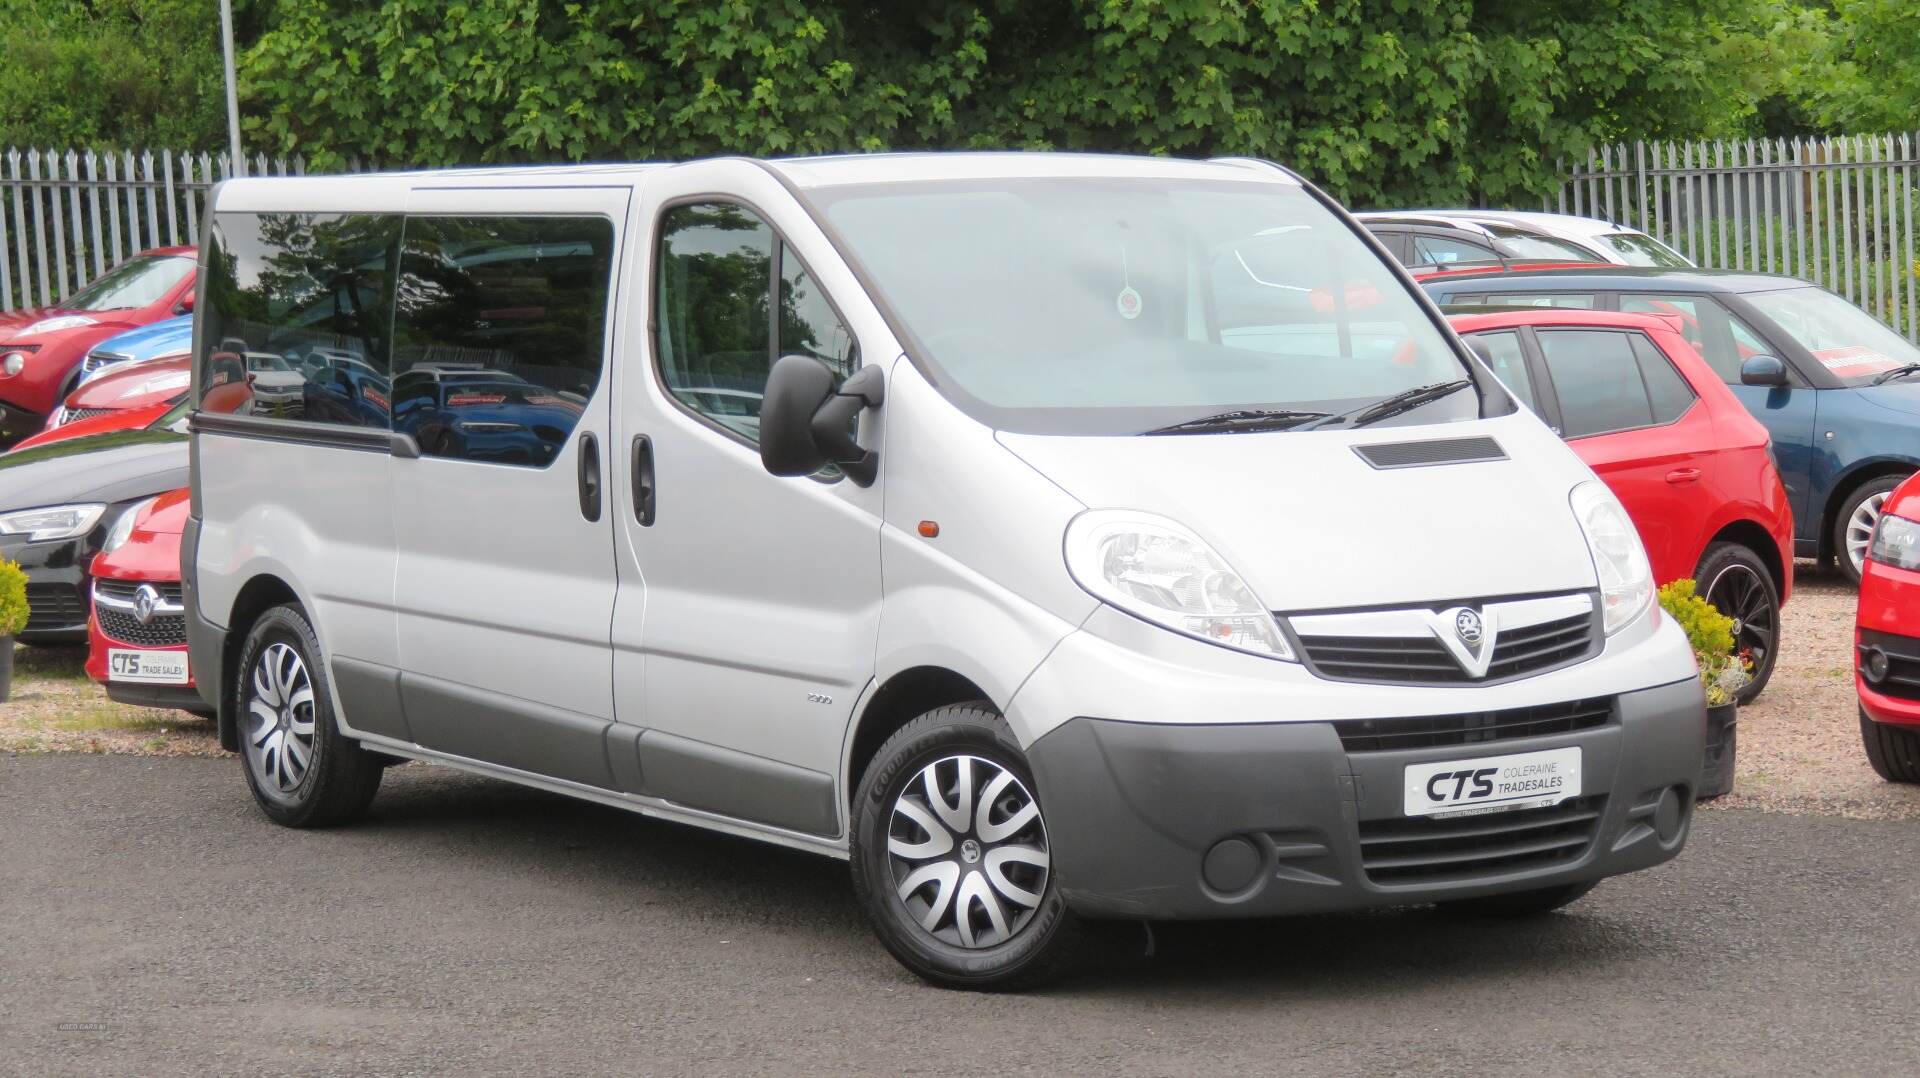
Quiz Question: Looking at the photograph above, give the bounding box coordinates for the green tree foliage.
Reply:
[0,0,226,149]
[1801,0,1920,133]
[243,0,1777,205]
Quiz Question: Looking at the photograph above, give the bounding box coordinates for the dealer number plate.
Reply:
[1403,746,1581,818]
[108,649,189,685]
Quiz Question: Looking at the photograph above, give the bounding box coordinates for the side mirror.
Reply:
[760,355,884,486]
[1740,354,1788,387]
[175,293,195,314]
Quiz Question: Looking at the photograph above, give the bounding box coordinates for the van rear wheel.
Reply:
[849,703,1084,990]
[234,603,382,827]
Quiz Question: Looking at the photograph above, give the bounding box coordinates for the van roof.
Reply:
[208,152,1297,210]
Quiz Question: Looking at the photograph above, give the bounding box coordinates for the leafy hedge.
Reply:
[244,0,1773,206]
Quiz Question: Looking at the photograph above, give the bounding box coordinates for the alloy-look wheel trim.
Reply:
[1846,490,1891,576]
[886,754,1051,950]
[244,641,318,796]
[1705,562,1774,673]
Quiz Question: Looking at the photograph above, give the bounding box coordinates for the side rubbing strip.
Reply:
[636,730,839,837]
[190,411,394,453]
[1353,436,1507,470]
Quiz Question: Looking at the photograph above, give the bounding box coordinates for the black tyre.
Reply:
[233,603,382,827]
[1860,707,1920,784]
[1834,474,1908,584]
[849,703,1083,990]
[1694,541,1781,704]
[1437,880,1597,918]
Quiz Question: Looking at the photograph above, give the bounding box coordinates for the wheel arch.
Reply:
[212,573,302,751]
[1820,458,1920,560]
[1702,518,1788,601]
[843,665,995,812]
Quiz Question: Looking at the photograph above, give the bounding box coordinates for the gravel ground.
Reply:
[2,567,1913,818]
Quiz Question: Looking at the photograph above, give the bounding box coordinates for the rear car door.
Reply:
[1535,327,1707,584]
[387,185,629,787]
[1619,292,1818,526]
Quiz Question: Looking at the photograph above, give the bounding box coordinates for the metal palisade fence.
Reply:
[1553,135,1920,340]
[0,147,317,311]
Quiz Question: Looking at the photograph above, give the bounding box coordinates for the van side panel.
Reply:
[194,433,399,731]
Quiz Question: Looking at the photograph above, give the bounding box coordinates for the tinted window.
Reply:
[656,203,859,443]
[1413,234,1498,266]
[1498,293,1597,310]
[65,255,192,311]
[1537,330,1654,438]
[1629,333,1697,423]
[390,216,612,466]
[1463,331,1535,411]
[199,213,400,425]
[1617,294,1732,380]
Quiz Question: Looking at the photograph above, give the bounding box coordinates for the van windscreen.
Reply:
[816,178,1483,435]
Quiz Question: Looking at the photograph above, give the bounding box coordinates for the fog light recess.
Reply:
[1202,836,1262,895]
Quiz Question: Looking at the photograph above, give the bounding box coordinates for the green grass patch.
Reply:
[13,644,91,682]
[50,706,180,735]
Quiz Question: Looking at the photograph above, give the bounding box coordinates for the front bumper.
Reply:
[1026,677,1704,920]
[0,534,90,642]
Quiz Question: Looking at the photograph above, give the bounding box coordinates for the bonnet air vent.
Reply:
[1353,436,1506,470]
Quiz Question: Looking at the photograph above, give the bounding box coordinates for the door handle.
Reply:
[632,434,656,526]
[577,432,602,522]
[1665,467,1702,485]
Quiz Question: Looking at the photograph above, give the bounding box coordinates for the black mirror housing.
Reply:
[759,355,884,486]
[1740,354,1788,387]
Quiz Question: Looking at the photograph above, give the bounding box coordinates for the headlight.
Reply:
[1870,512,1920,572]
[0,503,106,543]
[1,351,24,376]
[1570,481,1652,634]
[1064,509,1295,660]
[101,498,155,554]
[21,315,95,335]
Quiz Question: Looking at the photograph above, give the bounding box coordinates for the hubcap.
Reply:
[243,642,317,795]
[1705,563,1774,684]
[886,755,1050,950]
[1846,491,1891,575]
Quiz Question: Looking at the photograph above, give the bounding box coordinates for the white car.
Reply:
[1357,210,1693,270]
[185,154,1705,989]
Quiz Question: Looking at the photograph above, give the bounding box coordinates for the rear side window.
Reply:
[1629,334,1698,424]
[390,216,614,467]
[1498,293,1597,310]
[1462,331,1536,411]
[655,201,857,443]
[1537,329,1655,438]
[198,212,401,426]
[1618,294,1728,379]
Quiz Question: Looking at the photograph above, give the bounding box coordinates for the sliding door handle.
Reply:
[577,432,602,522]
[632,434,656,526]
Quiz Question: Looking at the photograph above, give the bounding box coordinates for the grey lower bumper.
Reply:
[1025,677,1705,920]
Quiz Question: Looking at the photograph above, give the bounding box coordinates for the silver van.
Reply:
[185,154,1705,988]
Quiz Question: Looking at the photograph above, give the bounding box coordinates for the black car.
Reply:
[0,425,188,642]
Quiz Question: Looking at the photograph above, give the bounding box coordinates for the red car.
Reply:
[50,354,191,428]
[7,401,176,453]
[1448,307,1795,699]
[0,247,196,440]
[85,487,206,714]
[1858,471,1920,780]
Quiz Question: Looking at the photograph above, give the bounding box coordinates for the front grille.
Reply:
[59,407,113,426]
[1861,629,1920,701]
[24,583,87,630]
[82,351,129,377]
[92,580,187,646]
[1333,697,1614,753]
[1291,604,1597,685]
[1358,795,1605,885]
[1353,436,1506,469]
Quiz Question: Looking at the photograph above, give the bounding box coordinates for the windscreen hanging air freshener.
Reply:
[1116,245,1142,320]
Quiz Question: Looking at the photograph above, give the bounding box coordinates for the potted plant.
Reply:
[0,559,26,703]
[1657,579,1751,799]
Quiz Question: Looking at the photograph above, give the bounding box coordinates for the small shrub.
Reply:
[1657,579,1751,706]
[0,560,27,638]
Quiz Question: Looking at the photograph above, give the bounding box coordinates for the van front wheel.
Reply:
[234,603,382,828]
[849,704,1083,990]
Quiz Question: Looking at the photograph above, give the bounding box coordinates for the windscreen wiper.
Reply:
[1298,379,1475,431]
[1871,363,1920,385]
[1142,408,1332,436]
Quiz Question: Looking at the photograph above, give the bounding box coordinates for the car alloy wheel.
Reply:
[1704,561,1774,677]
[244,641,317,796]
[1845,489,1891,577]
[886,754,1051,950]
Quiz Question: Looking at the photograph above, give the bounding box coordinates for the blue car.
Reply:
[1423,269,1920,581]
[391,366,584,466]
[75,313,194,385]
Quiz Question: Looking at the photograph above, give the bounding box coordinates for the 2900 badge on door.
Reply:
[1403,746,1581,818]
